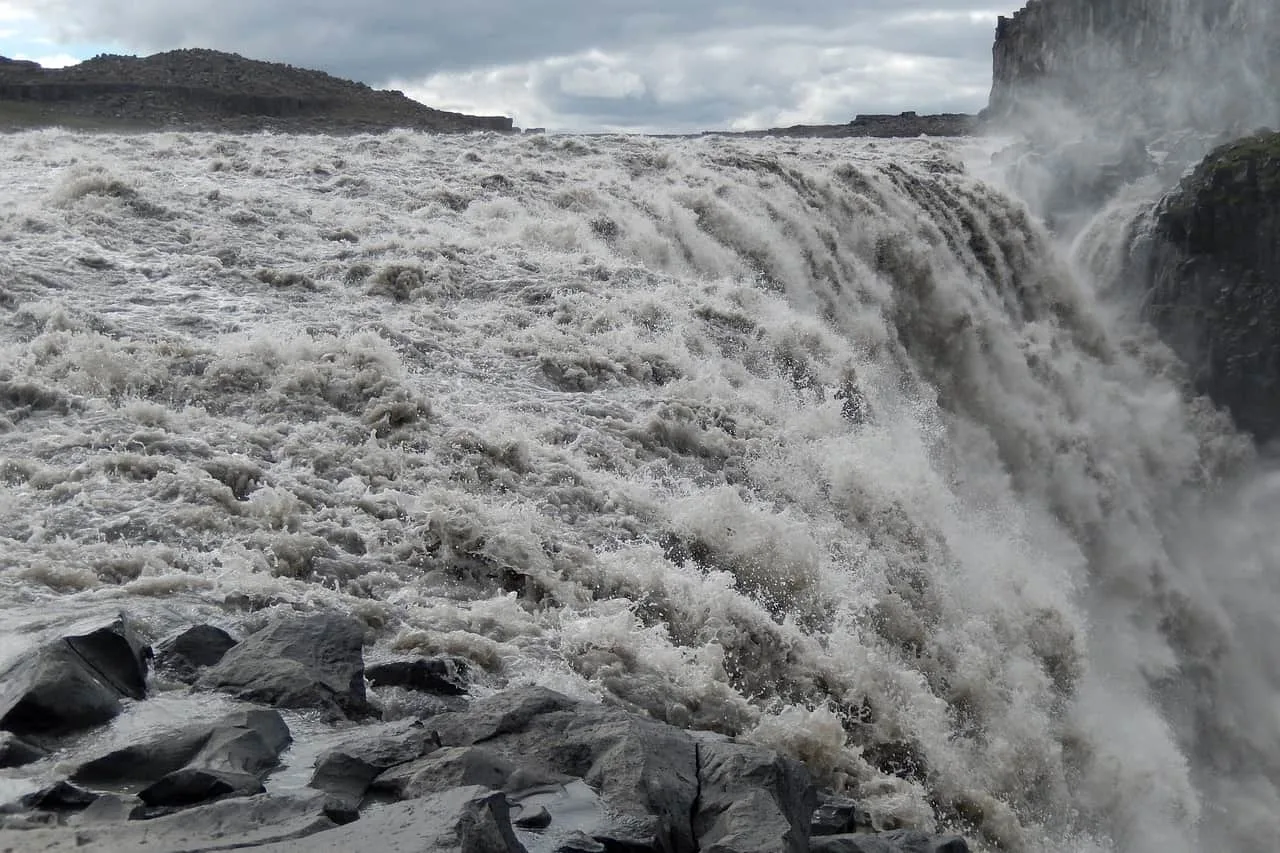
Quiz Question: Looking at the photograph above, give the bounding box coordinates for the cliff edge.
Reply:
[0,49,514,134]
[987,0,1280,136]
[1133,131,1280,443]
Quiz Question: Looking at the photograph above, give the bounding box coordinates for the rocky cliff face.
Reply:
[0,49,514,134]
[988,0,1280,135]
[1133,131,1280,443]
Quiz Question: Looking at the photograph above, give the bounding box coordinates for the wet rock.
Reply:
[73,708,290,810]
[480,173,515,192]
[196,613,371,720]
[428,686,578,746]
[554,832,604,852]
[73,727,213,784]
[249,786,525,853]
[0,615,150,736]
[694,738,816,853]
[1136,130,1280,444]
[366,656,468,695]
[0,792,336,852]
[811,793,871,836]
[76,794,136,824]
[308,722,441,814]
[810,830,970,853]
[0,732,48,768]
[20,782,99,812]
[513,804,552,829]
[154,625,237,684]
[370,745,523,799]
[432,686,698,852]
[139,768,265,808]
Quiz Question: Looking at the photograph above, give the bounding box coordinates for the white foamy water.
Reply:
[0,128,1275,852]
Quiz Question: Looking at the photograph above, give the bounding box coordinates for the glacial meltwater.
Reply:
[1,128,1277,852]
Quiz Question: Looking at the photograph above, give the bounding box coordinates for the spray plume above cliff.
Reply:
[988,0,1280,137]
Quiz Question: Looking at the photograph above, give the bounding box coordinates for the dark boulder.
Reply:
[811,793,871,836]
[431,685,580,745]
[1136,131,1280,443]
[0,615,150,736]
[431,687,698,852]
[370,745,524,799]
[73,708,290,810]
[308,722,441,815]
[154,625,237,683]
[139,768,265,808]
[196,613,371,720]
[694,738,816,853]
[0,732,48,768]
[19,782,99,812]
[73,727,215,784]
[366,656,469,695]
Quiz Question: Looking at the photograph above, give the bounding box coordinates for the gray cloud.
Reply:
[20,1,1011,130]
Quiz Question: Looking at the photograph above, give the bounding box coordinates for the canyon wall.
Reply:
[988,0,1280,135]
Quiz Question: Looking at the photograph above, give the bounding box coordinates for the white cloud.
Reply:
[8,0,1003,131]
[0,2,35,24]
[559,64,645,99]
[397,21,994,133]
[12,51,79,67]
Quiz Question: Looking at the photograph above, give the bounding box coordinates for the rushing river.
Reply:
[1,128,1277,852]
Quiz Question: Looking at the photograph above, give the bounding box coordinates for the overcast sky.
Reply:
[0,1,1011,132]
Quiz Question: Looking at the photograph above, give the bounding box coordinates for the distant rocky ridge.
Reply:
[703,112,977,140]
[0,49,514,134]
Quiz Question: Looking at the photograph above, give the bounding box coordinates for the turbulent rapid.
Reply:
[0,128,1276,852]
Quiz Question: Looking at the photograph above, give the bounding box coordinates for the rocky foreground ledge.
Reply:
[0,613,969,852]
[0,50,514,134]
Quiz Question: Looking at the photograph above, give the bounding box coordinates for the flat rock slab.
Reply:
[810,830,970,853]
[0,792,334,853]
[250,785,525,853]
[196,613,370,720]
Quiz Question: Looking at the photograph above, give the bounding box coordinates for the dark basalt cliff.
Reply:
[988,0,1280,135]
[0,49,514,134]
[1134,131,1280,444]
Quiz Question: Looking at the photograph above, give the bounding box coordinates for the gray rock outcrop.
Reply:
[0,49,515,133]
[1130,131,1280,444]
[0,615,150,736]
[196,613,371,720]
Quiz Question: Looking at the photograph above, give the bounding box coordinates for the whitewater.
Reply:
[0,127,1277,852]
